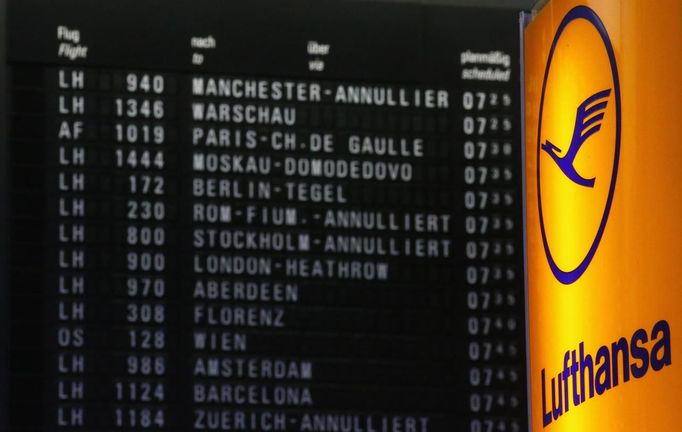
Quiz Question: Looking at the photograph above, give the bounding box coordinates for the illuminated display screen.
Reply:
[1,1,527,430]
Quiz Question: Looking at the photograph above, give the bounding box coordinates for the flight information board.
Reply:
[1,1,527,431]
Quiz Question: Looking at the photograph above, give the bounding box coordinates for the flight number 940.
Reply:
[126,73,165,94]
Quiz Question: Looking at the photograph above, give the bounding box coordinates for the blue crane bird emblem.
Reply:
[541,88,612,188]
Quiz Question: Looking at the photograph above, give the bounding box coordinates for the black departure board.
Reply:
[1,1,527,431]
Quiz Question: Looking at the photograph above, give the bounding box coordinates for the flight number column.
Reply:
[50,67,92,431]
[459,88,523,432]
[109,72,176,431]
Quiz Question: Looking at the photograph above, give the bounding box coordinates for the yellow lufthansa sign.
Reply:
[525,0,682,430]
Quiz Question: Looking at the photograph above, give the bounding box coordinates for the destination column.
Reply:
[186,73,455,430]
[187,74,310,430]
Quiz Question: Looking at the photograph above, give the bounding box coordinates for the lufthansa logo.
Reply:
[537,6,621,284]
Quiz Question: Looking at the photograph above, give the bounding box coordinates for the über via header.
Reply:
[541,319,672,427]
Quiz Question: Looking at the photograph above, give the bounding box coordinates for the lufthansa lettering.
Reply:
[541,319,672,427]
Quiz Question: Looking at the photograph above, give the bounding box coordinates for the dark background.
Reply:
[0,0,535,430]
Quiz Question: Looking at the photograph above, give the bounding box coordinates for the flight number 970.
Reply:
[127,277,165,298]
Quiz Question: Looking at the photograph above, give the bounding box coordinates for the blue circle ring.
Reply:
[537,6,621,285]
